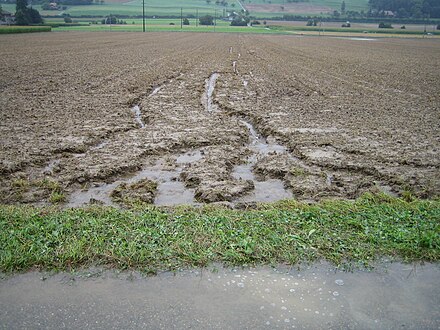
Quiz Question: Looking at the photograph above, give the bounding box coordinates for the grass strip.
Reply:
[0,193,438,273]
[0,26,52,34]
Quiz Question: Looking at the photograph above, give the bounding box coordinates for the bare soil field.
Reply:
[1,32,439,207]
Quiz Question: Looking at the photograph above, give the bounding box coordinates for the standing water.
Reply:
[67,150,204,207]
[131,105,145,128]
[232,120,293,203]
[202,73,220,112]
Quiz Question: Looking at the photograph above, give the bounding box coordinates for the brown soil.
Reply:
[0,32,439,205]
[110,179,157,205]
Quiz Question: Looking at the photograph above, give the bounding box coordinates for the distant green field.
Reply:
[45,18,438,36]
[270,24,440,35]
[241,0,369,12]
[52,21,276,33]
[1,1,237,17]
[1,0,368,18]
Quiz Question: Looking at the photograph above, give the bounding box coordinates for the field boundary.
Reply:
[0,26,52,34]
[1,194,439,273]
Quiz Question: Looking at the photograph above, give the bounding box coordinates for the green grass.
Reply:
[1,1,238,18]
[0,26,52,34]
[269,24,440,35]
[52,22,276,33]
[243,0,369,12]
[1,193,439,273]
[0,0,368,18]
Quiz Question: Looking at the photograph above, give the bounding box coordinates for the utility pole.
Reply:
[142,0,145,32]
[214,9,216,31]
[181,7,183,29]
[196,9,198,27]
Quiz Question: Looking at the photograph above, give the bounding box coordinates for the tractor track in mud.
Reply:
[1,32,439,205]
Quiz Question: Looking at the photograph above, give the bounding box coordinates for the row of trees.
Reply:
[368,0,440,18]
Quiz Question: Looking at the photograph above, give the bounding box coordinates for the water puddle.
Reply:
[131,105,145,128]
[202,73,220,112]
[2,262,438,329]
[240,180,293,202]
[155,181,194,205]
[67,150,203,207]
[348,37,376,41]
[42,159,60,175]
[149,86,162,96]
[293,127,338,134]
[232,120,293,203]
[176,150,203,164]
[92,141,108,150]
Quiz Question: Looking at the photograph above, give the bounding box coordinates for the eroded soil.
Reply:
[1,33,439,206]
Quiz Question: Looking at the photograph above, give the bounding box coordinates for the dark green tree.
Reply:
[341,0,346,14]
[15,0,43,25]
[199,15,214,25]
[16,0,29,25]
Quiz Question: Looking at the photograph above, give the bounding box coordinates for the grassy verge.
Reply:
[0,193,439,273]
[0,26,52,34]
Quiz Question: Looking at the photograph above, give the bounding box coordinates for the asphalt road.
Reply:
[1,262,439,329]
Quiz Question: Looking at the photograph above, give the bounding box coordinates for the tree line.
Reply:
[368,0,440,18]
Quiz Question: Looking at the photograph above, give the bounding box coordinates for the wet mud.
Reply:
[1,33,439,206]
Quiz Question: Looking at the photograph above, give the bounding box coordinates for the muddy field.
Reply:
[0,32,439,207]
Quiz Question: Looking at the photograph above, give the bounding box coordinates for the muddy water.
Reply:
[233,61,238,74]
[1,262,438,329]
[233,120,293,203]
[203,73,220,112]
[131,105,145,128]
[67,151,202,207]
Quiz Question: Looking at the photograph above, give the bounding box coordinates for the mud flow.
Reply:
[1,33,439,206]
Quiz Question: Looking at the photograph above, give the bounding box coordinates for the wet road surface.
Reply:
[1,262,439,329]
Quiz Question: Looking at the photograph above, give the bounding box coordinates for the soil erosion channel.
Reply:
[1,33,439,206]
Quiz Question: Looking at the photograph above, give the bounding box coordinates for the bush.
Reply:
[64,16,72,23]
[306,19,318,26]
[101,15,116,24]
[378,22,393,28]
[437,24,440,30]
[400,25,406,29]
[199,15,214,25]
[231,17,249,26]
[169,22,175,25]
[251,20,260,25]
[341,22,351,27]
[183,18,189,25]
